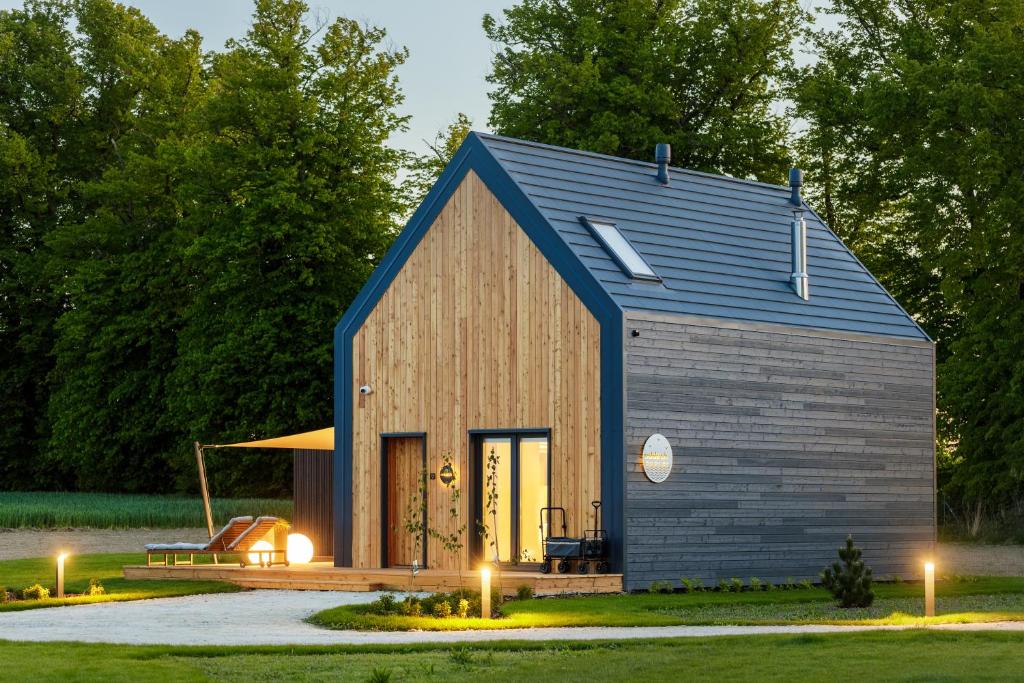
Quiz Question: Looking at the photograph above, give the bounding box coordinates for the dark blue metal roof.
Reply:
[477,133,929,341]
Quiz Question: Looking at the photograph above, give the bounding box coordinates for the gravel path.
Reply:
[1,590,1023,646]
[0,528,207,561]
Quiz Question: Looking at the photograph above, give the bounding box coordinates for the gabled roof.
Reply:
[477,133,929,341]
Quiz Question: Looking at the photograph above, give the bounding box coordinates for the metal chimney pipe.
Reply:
[788,168,809,300]
[655,143,671,185]
[790,211,809,300]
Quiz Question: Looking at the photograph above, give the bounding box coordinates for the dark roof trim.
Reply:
[334,132,626,571]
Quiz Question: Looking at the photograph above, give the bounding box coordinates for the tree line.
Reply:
[1,0,1021,524]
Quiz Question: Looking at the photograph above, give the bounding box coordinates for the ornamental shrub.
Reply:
[432,600,452,618]
[820,535,874,608]
[457,598,470,619]
[516,585,534,601]
[86,578,105,596]
[22,584,49,600]
[649,580,674,594]
[729,578,743,592]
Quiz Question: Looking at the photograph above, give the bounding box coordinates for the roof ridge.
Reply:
[474,131,790,193]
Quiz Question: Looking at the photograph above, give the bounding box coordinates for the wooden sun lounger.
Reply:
[145,516,288,567]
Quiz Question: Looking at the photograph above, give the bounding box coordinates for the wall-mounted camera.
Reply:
[359,385,373,395]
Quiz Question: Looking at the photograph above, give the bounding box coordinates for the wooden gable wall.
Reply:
[350,171,602,570]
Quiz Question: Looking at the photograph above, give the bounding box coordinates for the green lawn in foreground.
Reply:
[1,631,1023,682]
[310,576,1024,631]
[0,491,292,529]
[0,553,238,612]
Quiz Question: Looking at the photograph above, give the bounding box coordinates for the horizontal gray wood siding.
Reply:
[624,313,935,590]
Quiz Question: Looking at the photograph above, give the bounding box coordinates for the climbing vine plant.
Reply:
[428,450,467,579]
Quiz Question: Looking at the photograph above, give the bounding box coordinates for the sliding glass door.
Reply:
[473,432,550,566]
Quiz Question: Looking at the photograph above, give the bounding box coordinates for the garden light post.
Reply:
[480,567,491,619]
[924,561,935,617]
[56,553,68,599]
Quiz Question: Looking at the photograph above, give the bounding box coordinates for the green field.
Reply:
[0,492,292,529]
[311,577,1024,631]
[0,553,237,612]
[1,631,1023,682]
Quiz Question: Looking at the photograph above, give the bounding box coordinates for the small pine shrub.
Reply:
[516,585,535,601]
[86,578,105,596]
[21,584,49,600]
[649,580,674,594]
[457,598,470,619]
[820,535,874,608]
[729,578,743,593]
[749,577,762,591]
[367,667,392,683]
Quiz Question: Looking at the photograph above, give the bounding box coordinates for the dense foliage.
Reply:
[0,0,408,496]
[483,0,803,182]
[794,0,1024,522]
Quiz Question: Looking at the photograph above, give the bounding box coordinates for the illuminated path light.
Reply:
[924,561,935,617]
[480,567,491,619]
[55,553,68,599]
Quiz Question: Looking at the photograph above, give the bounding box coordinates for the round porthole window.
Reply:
[642,433,673,483]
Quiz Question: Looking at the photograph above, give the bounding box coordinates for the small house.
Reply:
[333,133,935,590]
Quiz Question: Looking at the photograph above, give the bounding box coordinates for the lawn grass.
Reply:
[309,576,1024,631]
[1,631,1024,682]
[0,491,292,529]
[0,553,238,612]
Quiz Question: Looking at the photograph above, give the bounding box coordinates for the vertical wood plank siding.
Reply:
[351,171,602,570]
[293,449,334,559]
[624,313,935,590]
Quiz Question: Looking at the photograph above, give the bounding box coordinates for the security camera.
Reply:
[359,385,373,395]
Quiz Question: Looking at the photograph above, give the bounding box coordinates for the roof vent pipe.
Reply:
[655,143,671,185]
[788,168,809,300]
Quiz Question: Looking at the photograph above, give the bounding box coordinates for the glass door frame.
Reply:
[468,428,551,569]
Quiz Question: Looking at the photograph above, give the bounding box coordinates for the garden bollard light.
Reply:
[480,567,491,619]
[56,553,68,599]
[924,561,935,617]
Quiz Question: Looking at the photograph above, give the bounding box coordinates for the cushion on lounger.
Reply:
[144,542,209,551]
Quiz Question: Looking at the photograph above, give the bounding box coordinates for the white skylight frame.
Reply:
[579,217,661,282]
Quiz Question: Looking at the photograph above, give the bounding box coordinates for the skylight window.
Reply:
[580,217,660,281]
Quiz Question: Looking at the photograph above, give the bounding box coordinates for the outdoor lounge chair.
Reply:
[145,516,289,567]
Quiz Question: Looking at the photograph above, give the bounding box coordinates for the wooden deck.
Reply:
[123,563,623,595]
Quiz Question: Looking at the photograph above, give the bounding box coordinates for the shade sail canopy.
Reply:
[212,427,333,450]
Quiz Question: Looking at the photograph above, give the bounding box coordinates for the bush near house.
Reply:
[821,536,875,608]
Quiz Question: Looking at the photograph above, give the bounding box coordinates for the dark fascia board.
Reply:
[334,132,627,574]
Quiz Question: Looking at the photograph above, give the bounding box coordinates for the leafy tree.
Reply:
[794,0,1024,509]
[483,0,803,181]
[45,1,205,491]
[168,0,409,496]
[821,535,874,608]
[0,0,83,489]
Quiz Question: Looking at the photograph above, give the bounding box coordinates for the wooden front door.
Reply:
[384,435,427,567]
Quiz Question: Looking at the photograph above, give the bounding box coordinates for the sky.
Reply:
[0,0,830,156]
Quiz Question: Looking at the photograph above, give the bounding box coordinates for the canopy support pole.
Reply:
[194,441,215,538]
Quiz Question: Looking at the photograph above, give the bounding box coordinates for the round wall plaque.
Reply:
[641,433,673,483]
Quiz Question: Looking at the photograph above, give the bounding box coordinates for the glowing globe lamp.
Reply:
[287,533,315,564]
[247,540,274,565]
